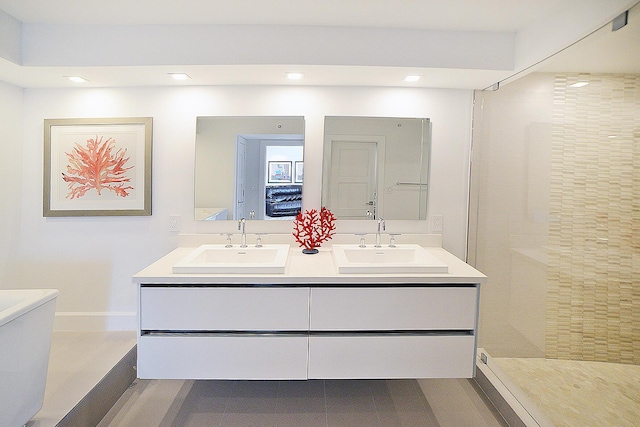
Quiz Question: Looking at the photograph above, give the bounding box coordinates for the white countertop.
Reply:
[133,240,487,285]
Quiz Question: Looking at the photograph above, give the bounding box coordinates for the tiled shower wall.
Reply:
[546,74,640,364]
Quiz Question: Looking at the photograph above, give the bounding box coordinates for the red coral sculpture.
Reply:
[292,207,336,252]
[62,136,134,199]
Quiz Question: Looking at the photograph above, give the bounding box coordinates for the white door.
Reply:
[234,138,247,220]
[326,137,384,219]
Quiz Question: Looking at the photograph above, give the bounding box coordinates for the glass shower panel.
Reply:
[470,72,554,358]
[469,71,640,426]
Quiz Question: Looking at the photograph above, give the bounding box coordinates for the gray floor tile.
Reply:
[326,410,381,427]
[271,411,328,427]
[99,378,507,427]
[36,332,509,427]
[167,381,227,427]
[377,409,438,427]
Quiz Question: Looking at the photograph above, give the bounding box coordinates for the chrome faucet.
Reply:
[238,218,247,248]
[375,218,385,248]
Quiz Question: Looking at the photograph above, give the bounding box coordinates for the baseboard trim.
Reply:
[54,312,137,331]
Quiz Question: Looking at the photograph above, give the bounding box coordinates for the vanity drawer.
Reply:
[140,286,309,331]
[138,334,308,379]
[310,286,478,331]
[308,334,476,379]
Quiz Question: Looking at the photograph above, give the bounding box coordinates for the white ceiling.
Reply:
[0,0,570,30]
[0,0,638,89]
[534,4,640,74]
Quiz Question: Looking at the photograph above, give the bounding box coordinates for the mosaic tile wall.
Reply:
[546,74,640,364]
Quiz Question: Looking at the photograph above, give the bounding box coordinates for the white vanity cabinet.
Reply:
[308,286,479,378]
[134,243,486,380]
[138,286,310,379]
[137,283,480,380]
[140,286,309,331]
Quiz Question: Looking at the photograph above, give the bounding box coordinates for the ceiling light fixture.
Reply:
[169,73,191,81]
[403,75,422,82]
[286,72,304,80]
[66,76,89,83]
[569,81,589,88]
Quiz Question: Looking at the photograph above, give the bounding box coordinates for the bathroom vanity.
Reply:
[133,236,486,380]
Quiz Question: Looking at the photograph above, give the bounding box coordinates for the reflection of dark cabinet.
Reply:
[265,185,302,217]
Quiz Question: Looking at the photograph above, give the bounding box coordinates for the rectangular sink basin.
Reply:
[331,244,449,274]
[173,244,290,274]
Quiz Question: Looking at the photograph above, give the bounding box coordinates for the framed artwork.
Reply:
[43,117,153,217]
[268,161,292,183]
[295,161,304,183]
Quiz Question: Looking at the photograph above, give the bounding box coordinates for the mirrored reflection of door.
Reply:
[326,136,384,219]
[234,137,247,219]
[322,117,428,220]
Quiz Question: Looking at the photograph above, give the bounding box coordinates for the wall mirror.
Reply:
[322,116,431,220]
[194,116,304,221]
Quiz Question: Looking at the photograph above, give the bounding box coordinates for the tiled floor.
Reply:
[31,333,640,426]
[99,377,507,427]
[33,331,508,427]
[496,357,640,427]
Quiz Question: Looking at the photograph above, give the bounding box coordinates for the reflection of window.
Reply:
[295,161,304,183]
[268,161,292,183]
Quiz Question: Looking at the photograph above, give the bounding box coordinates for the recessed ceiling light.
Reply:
[65,76,89,83]
[403,75,422,82]
[168,73,191,81]
[286,72,304,80]
[569,81,589,88]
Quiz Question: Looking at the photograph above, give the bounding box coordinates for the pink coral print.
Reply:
[62,135,134,199]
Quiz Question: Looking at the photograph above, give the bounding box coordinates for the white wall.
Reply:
[0,81,23,279]
[3,84,472,330]
[0,9,21,64]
